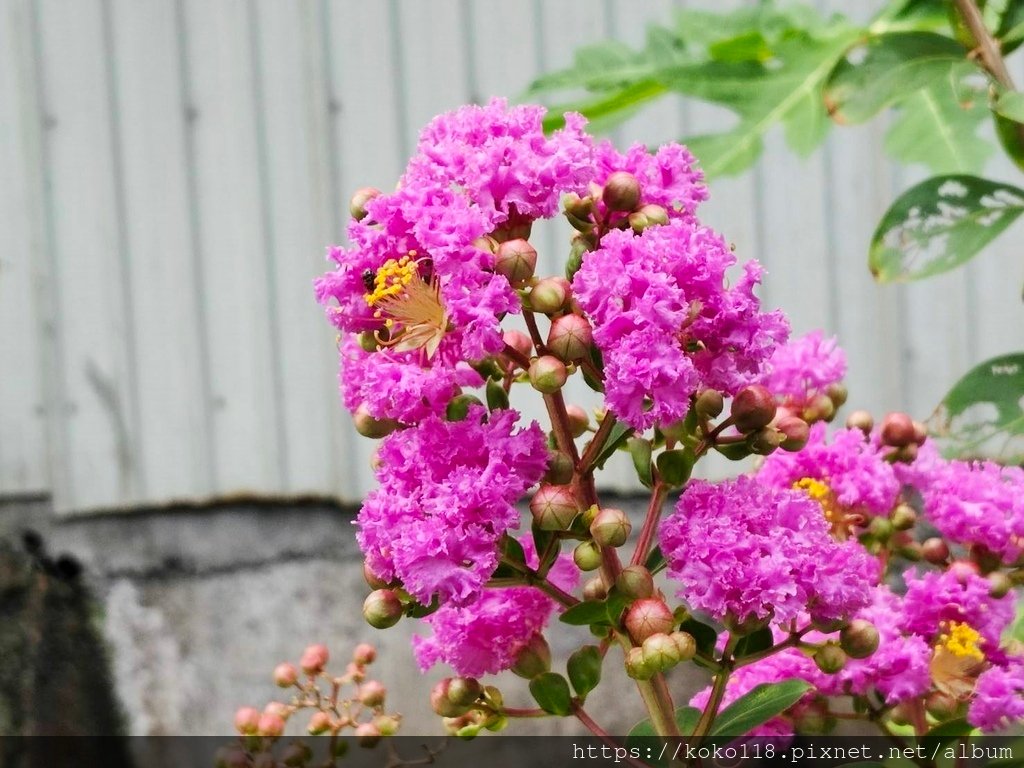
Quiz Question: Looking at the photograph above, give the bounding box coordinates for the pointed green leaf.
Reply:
[656,448,695,488]
[529,672,573,716]
[628,438,654,488]
[486,379,509,411]
[921,717,977,755]
[680,617,719,657]
[593,420,634,470]
[870,175,1024,282]
[709,680,811,737]
[929,352,1024,463]
[567,646,603,699]
[995,91,1024,123]
[644,545,667,575]
[732,627,773,659]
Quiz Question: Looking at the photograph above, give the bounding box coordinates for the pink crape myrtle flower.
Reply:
[659,477,877,627]
[573,220,788,431]
[356,407,548,607]
[899,568,1014,651]
[412,539,578,678]
[969,660,1024,732]
[759,330,846,412]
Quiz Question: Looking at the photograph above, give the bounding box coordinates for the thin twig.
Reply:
[953,0,1016,89]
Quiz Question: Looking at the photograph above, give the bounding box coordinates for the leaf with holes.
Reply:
[929,352,1024,463]
[870,175,1024,282]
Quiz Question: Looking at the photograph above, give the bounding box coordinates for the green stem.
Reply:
[691,635,738,742]
[634,676,683,739]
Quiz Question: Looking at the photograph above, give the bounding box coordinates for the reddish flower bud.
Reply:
[615,565,655,599]
[573,541,603,571]
[363,562,389,590]
[355,722,381,747]
[358,680,387,707]
[813,643,847,675]
[543,450,574,485]
[583,576,608,601]
[825,383,848,408]
[880,412,916,448]
[352,643,377,665]
[565,405,590,438]
[731,385,777,433]
[308,711,332,735]
[529,484,579,530]
[802,394,836,424]
[777,415,810,452]
[447,676,483,706]
[948,559,981,582]
[363,589,403,629]
[590,507,631,548]
[273,662,298,688]
[502,329,533,360]
[299,644,329,676]
[349,187,380,221]
[257,712,286,738]
[840,619,880,659]
[494,238,537,286]
[922,537,950,565]
[845,410,874,435]
[529,278,568,314]
[602,171,641,212]
[912,420,928,445]
[234,706,261,735]
[624,598,675,643]
[547,314,593,362]
[529,355,568,394]
[431,680,472,718]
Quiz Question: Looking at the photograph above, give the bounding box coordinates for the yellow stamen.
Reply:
[938,621,985,661]
[363,253,448,359]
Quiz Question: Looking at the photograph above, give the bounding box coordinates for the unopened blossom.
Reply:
[412,539,578,677]
[968,660,1024,732]
[759,424,900,527]
[356,407,548,606]
[573,221,788,430]
[659,477,876,627]
[759,331,846,411]
[590,141,707,222]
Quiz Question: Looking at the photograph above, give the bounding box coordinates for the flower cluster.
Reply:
[759,330,846,414]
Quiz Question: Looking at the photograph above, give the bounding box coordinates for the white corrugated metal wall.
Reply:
[1,0,1021,513]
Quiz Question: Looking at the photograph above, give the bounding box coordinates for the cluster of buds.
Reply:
[232,643,399,746]
[563,172,670,249]
[687,385,810,460]
[622,596,696,680]
[798,383,847,425]
[430,677,508,738]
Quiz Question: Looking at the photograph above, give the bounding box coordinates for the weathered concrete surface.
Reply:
[0,494,706,737]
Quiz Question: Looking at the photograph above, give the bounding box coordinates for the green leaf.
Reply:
[732,627,773,659]
[921,717,977,755]
[995,112,1024,172]
[485,379,509,411]
[605,588,631,625]
[628,437,654,488]
[593,420,634,470]
[529,672,573,716]
[404,595,440,619]
[644,545,667,575]
[626,707,701,764]
[884,76,991,174]
[870,175,1024,282]
[929,352,1024,463]
[541,80,669,135]
[680,617,719,657]
[824,32,967,124]
[709,679,811,737]
[995,90,1024,123]
[567,646,602,699]
[656,448,695,488]
[559,600,612,626]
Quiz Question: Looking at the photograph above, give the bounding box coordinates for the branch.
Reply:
[630,481,668,567]
[954,0,1016,89]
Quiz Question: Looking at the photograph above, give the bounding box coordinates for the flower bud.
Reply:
[529,484,579,530]
[446,394,483,421]
[349,187,380,221]
[731,385,777,433]
[637,204,668,226]
[502,329,533,360]
[299,644,329,676]
[234,706,261,735]
[948,559,980,582]
[825,383,848,408]
[358,331,378,353]
[363,589,403,629]
[627,211,650,234]
[641,633,681,671]
[624,598,675,643]
[374,714,400,736]
[888,443,918,463]
[867,516,892,542]
[989,571,1013,599]
[880,412,916,448]
[308,711,332,735]
[724,611,773,636]
[563,192,595,222]
[695,389,725,420]
[890,503,916,531]
[257,712,286,738]
[624,647,655,680]
[543,450,574,485]
[529,278,568,314]
[845,410,874,435]
[273,662,298,688]
[748,427,785,456]
[355,722,381,747]
[925,691,959,720]
[565,405,590,438]
[590,508,631,548]
[353,643,377,665]
[802,394,836,424]
[922,537,950,565]
[363,562,389,590]
[353,404,400,439]
[574,541,603,571]
[511,633,551,679]
[431,680,472,718]
[547,314,593,362]
[912,420,928,445]
[494,239,537,286]
[840,619,880,659]
[813,643,847,674]
[777,415,810,452]
[359,680,387,707]
[602,171,641,212]
[264,701,290,719]
[447,677,483,707]
[583,576,608,601]
[615,565,655,600]
[529,355,568,394]
[670,631,697,662]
